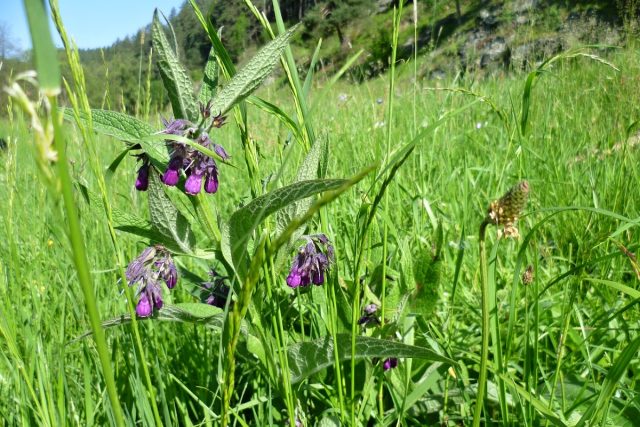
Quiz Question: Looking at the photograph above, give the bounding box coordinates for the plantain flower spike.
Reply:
[522,264,534,285]
[483,181,530,239]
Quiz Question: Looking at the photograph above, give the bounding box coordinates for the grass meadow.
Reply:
[1,3,640,426]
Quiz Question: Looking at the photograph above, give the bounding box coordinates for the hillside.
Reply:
[0,0,634,114]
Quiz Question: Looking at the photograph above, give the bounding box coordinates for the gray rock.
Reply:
[511,37,565,70]
[377,0,394,14]
[480,36,510,69]
[478,9,499,29]
[430,68,446,80]
[512,0,538,13]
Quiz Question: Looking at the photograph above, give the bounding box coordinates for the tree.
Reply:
[304,0,373,48]
[0,21,19,60]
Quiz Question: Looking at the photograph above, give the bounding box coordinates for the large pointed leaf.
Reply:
[287,334,455,384]
[62,108,169,167]
[152,9,198,121]
[198,48,219,105]
[71,303,226,343]
[62,108,155,142]
[148,172,196,254]
[226,179,347,276]
[78,184,187,252]
[209,24,298,115]
[276,138,327,233]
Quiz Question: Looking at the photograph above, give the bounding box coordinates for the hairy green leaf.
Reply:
[227,179,347,276]
[62,108,155,142]
[199,48,219,105]
[152,9,198,121]
[148,172,196,253]
[210,24,298,115]
[62,108,169,167]
[72,304,226,343]
[287,334,454,383]
[275,137,326,236]
[78,183,185,251]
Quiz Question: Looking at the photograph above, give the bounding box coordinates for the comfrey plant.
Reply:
[60,8,377,425]
[162,111,227,194]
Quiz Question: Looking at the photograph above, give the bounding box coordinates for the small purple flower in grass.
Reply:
[125,246,156,285]
[136,293,153,317]
[125,245,178,318]
[133,154,151,191]
[358,303,380,326]
[201,270,231,308]
[162,118,190,135]
[286,234,334,288]
[205,170,219,194]
[382,358,398,371]
[155,254,178,289]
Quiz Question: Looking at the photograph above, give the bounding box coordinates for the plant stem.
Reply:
[473,220,490,427]
[50,97,125,426]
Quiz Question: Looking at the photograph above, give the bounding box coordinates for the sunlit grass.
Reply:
[1,3,640,425]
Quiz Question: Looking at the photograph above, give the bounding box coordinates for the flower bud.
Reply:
[135,163,150,191]
[185,173,203,195]
[136,294,152,317]
[204,172,219,194]
[162,157,183,186]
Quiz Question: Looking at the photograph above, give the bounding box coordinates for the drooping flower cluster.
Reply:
[125,245,178,317]
[134,103,229,196]
[286,234,335,288]
[201,269,231,309]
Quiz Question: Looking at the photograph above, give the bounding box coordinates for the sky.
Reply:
[1,0,187,53]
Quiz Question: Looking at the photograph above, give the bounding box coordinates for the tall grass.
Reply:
[1,1,639,426]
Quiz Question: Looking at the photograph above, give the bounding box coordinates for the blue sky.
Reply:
[1,0,187,52]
